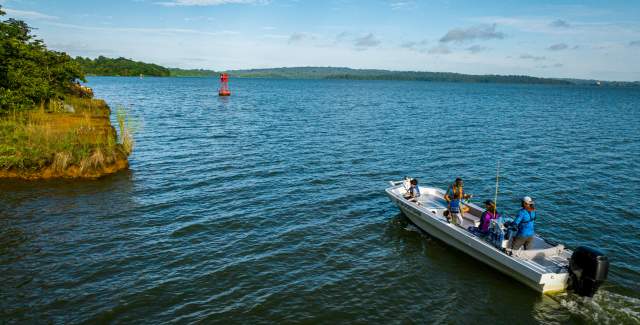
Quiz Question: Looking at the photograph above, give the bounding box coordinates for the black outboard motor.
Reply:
[569,246,609,297]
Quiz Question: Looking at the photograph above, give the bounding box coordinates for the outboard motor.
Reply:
[569,246,609,297]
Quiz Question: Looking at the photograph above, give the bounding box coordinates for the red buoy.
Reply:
[218,73,231,96]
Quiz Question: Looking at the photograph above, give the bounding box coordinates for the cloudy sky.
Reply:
[2,0,640,81]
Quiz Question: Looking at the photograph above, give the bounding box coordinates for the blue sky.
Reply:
[2,0,640,80]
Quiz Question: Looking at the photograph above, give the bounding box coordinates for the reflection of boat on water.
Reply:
[386,179,609,296]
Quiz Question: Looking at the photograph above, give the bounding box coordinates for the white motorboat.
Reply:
[386,179,609,296]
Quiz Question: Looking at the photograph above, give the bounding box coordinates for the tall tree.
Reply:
[0,5,85,113]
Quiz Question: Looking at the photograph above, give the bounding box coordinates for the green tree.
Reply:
[0,5,85,113]
[74,56,171,77]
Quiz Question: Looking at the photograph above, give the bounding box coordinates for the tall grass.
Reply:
[0,97,133,174]
[116,106,134,156]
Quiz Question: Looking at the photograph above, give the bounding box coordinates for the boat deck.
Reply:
[393,185,571,275]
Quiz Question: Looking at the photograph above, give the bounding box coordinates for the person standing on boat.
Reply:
[447,192,465,225]
[444,178,472,225]
[403,179,420,202]
[444,178,472,203]
[511,196,536,250]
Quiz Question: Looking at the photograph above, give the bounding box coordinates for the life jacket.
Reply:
[449,199,461,213]
[450,185,464,199]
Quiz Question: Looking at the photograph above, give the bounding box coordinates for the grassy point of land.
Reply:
[0,97,132,179]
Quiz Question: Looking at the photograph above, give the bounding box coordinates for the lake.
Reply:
[1,77,639,323]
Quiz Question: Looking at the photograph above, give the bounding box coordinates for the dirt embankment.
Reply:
[0,97,132,179]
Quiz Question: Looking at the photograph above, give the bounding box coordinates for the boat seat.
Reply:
[511,245,565,260]
[462,212,478,224]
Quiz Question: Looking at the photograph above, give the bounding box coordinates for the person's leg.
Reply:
[512,236,525,250]
[451,212,460,225]
[523,237,534,250]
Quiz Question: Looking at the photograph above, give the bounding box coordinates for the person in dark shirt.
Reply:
[404,179,420,202]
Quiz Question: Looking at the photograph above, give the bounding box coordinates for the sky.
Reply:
[2,0,640,81]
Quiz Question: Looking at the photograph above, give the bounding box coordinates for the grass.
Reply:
[0,96,133,177]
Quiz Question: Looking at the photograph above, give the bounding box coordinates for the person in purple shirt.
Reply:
[478,199,500,235]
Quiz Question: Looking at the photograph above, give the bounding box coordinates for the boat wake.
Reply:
[556,290,640,323]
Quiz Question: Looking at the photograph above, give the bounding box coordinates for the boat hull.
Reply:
[386,187,569,294]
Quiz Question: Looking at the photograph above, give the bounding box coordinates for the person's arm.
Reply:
[512,210,524,228]
[444,185,452,202]
[479,211,487,229]
[461,188,472,200]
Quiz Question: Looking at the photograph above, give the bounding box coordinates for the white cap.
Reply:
[522,196,534,205]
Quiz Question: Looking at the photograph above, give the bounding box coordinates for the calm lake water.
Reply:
[2,77,639,324]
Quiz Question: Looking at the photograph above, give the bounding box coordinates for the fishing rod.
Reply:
[494,161,500,214]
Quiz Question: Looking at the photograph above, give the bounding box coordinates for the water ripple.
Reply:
[1,78,639,323]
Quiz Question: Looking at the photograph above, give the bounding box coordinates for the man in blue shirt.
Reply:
[511,196,536,250]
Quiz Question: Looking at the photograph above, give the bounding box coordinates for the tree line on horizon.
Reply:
[228,67,573,84]
[74,56,171,77]
[80,60,640,87]
[72,58,576,85]
[75,58,640,87]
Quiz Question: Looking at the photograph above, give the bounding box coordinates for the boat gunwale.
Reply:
[385,184,570,277]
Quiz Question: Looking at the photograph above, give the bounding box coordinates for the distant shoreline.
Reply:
[75,57,639,87]
[85,74,640,89]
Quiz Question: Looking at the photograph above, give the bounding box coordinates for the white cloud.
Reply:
[520,54,546,61]
[262,34,288,39]
[389,1,416,10]
[547,43,569,51]
[549,19,570,28]
[440,24,505,43]
[157,0,268,6]
[466,45,488,53]
[43,21,239,37]
[471,15,640,38]
[288,32,307,44]
[428,44,451,54]
[3,8,58,20]
[400,39,429,52]
[354,33,380,49]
